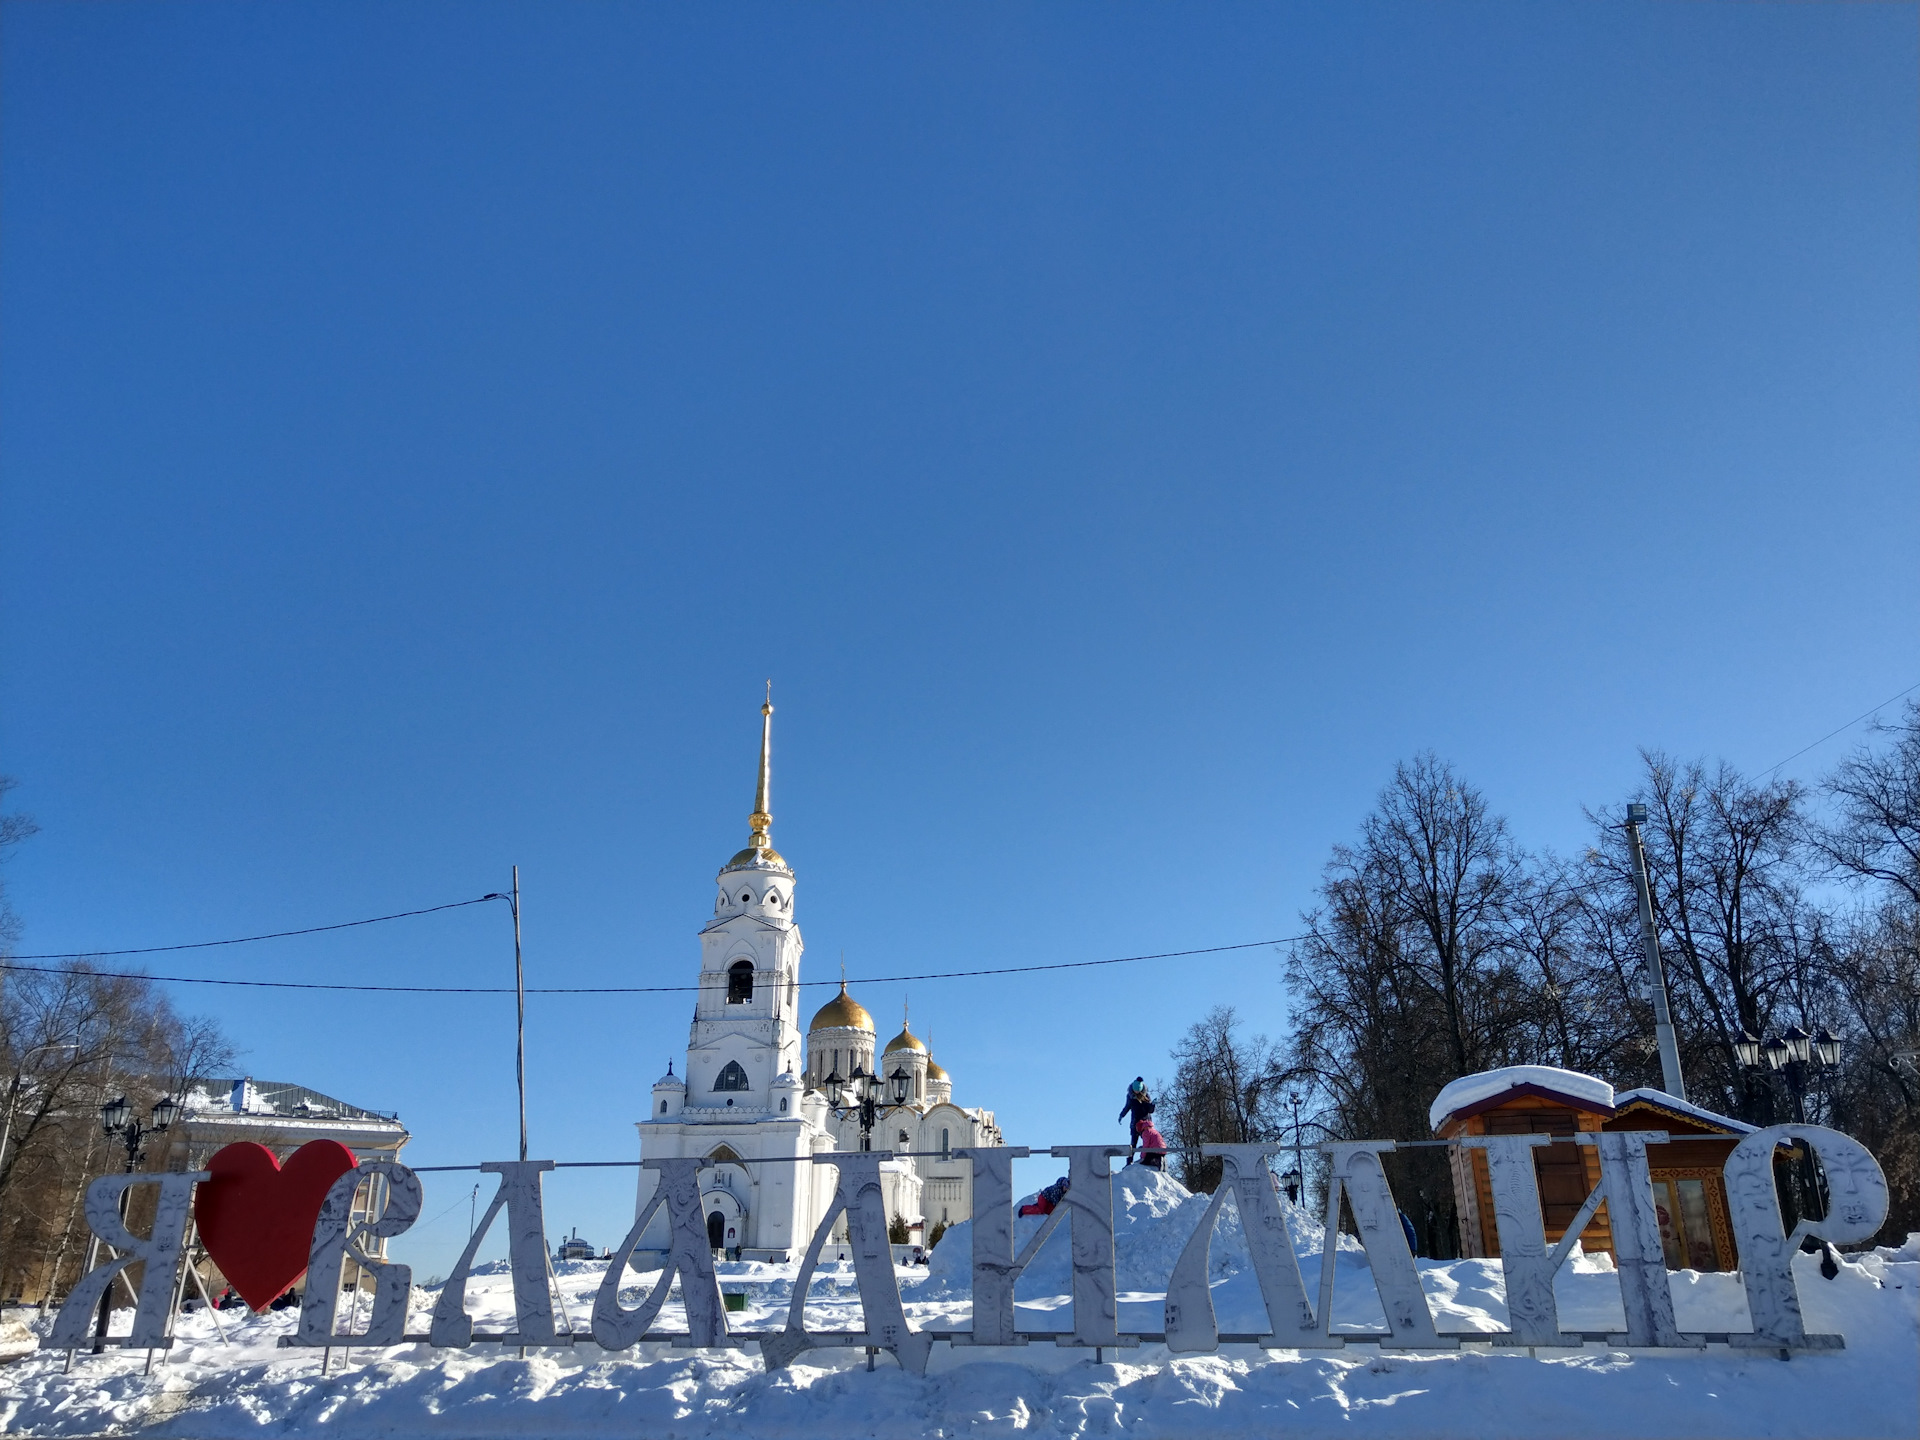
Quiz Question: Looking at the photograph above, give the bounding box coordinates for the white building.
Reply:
[632,696,1001,1260]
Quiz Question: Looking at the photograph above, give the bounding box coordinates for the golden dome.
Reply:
[925,1056,948,1082]
[808,982,873,1034]
[725,844,789,872]
[884,1024,926,1055]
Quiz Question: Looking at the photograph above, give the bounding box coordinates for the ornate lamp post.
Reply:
[821,1064,915,1151]
[90,1094,179,1350]
[1734,1023,1843,1276]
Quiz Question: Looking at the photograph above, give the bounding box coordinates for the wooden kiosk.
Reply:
[1431,1066,1752,1272]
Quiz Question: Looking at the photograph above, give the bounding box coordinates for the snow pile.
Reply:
[925,1163,1265,1300]
[1,1234,1914,1438]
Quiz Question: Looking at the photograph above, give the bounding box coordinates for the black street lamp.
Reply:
[92,1095,178,1350]
[1734,1022,1844,1278]
[823,1065,881,1151]
[821,1063,915,1151]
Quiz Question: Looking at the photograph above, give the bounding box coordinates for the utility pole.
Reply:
[512,865,527,1163]
[1624,803,1686,1100]
[484,874,531,1161]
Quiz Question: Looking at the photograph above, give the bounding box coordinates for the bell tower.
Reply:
[682,687,805,1111]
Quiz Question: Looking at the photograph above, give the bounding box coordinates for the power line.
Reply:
[1761,678,1920,779]
[4,896,500,961]
[0,936,1304,996]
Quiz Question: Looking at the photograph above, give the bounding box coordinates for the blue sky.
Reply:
[2,3,1915,1278]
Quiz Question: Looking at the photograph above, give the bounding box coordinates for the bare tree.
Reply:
[1162,1006,1283,1193]
[1361,754,1528,1076]
[0,775,38,957]
[1585,753,1819,1124]
[0,962,238,1303]
[1816,701,1920,905]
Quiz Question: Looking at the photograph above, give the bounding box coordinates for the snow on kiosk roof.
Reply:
[1428,1065,1615,1133]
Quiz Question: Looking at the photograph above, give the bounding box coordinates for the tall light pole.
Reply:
[1624,803,1686,1100]
[484,869,528,1163]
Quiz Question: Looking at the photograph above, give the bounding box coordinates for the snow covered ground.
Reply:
[4,1167,1915,1439]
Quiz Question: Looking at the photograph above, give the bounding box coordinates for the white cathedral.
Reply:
[632,695,1002,1261]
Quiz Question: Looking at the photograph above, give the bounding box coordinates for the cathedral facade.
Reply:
[632,696,1001,1262]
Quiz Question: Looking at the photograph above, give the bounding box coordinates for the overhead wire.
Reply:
[0,936,1306,995]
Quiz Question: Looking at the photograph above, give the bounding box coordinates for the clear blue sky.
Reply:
[3,3,1915,1278]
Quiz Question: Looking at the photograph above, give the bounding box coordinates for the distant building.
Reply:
[555,1229,596,1262]
[633,697,1003,1262]
[164,1077,410,1298]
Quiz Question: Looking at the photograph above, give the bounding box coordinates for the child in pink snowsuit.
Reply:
[1138,1119,1167,1170]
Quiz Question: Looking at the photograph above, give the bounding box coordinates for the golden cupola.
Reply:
[808,981,874,1035]
[722,685,790,875]
[884,1015,927,1055]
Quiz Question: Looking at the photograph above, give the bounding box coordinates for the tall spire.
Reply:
[747,681,773,853]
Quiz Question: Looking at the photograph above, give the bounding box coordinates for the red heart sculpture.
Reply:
[196,1140,359,1311]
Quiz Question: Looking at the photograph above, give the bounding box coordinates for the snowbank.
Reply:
[2,1226,1913,1439]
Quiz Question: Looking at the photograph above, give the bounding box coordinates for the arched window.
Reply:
[780,1096,788,1112]
[941,1127,950,1155]
[727,960,754,1004]
[708,1144,743,1164]
[714,1061,749,1092]
[660,1100,668,1114]
[898,1129,911,1148]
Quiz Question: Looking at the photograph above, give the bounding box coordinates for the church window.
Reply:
[740,891,752,904]
[768,890,782,907]
[780,1097,788,1112]
[660,1100,668,1114]
[898,1129,910,1148]
[714,1061,750,1092]
[941,1127,950,1155]
[727,960,754,1004]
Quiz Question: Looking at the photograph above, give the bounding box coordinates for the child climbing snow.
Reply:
[1118,1077,1152,1161]
[1137,1115,1167,1170]
[1018,1176,1071,1217]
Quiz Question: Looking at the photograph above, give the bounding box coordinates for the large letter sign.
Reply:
[48,1120,1894,1363]
[50,1171,208,1349]
[761,1151,931,1375]
[593,1157,726,1349]
[1723,1124,1889,1351]
[952,1145,1037,1346]
[1165,1143,1322,1353]
[1317,1143,1448,1347]
[430,1161,561,1347]
[295,1162,422,1348]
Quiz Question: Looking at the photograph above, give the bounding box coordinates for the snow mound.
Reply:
[926,1163,1345,1300]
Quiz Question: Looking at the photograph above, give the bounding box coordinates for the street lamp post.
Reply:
[91,1094,179,1351]
[1286,1093,1306,1207]
[1734,1022,1843,1277]
[821,1064,913,1151]
[483,870,528,1163]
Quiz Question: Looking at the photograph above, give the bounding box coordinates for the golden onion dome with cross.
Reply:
[808,981,874,1035]
[884,1013,926,1055]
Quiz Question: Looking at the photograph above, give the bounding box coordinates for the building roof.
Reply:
[1428,1065,1615,1132]
[1612,1087,1756,1135]
[185,1077,400,1124]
